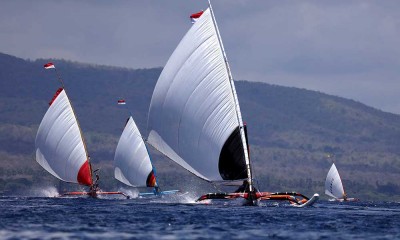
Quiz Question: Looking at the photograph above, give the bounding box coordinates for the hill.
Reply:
[0,52,399,200]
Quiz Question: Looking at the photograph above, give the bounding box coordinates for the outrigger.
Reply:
[59,168,129,199]
[196,179,318,207]
[197,190,319,207]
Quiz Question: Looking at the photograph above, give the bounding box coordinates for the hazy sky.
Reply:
[1,0,400,113]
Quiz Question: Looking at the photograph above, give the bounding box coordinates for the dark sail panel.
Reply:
[218,127,247,180]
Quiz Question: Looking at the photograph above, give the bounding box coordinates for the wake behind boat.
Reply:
[114,111,179,197]
[146,1,318,207]
[36,63,128,199]
[325,163,358,202]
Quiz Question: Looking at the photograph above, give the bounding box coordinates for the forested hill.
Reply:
[1,52,399,200]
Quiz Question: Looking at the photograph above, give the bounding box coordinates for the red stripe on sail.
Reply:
[49,88,64,106]
[77,160,93,186]
[146,170,156,187]
[190,11,204,19]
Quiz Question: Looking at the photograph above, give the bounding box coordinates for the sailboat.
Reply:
[325,163,358,202]
[146,2,318,206]
[36,62,128,198]
[114,112,179,197]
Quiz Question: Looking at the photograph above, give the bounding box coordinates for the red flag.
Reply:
[190,11,204,23]
[117,99,126,105]
[44,62,55,69]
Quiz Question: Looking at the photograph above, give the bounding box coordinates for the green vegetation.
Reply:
[0,52,399,201]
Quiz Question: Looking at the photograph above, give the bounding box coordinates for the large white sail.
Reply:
[325,163,345,199]
[35,88,92,186]
[147,8,248,182]
[114,116,156,187]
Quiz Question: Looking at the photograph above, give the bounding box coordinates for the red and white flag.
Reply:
[44,62,55,69]
[190,11,204,23]
[117,99,126,105]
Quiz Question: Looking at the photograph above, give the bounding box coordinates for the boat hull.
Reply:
[196,191,319,207]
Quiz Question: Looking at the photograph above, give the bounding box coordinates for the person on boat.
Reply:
[93,170,100,191]
[88,168,100,196]
[343,193,348,201]
[153,186,160,195]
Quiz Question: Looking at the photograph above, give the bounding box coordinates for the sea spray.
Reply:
[119,188,139,199]
[30,186,59,197]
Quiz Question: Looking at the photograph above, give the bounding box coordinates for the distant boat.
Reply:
[325,163,357,202]
[114,116,179,196]
[36,63,128,198]
[146,1,318,206]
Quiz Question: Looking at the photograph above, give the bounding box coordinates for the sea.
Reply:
[0,189,399,239]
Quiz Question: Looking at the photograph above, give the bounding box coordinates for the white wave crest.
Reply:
[31,186,59,197]
[118,188,139,199]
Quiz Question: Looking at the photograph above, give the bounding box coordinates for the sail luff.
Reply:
[337,166,347,199]
[54,70,89,165]
[208,2,253,191]
[64,89,93,183]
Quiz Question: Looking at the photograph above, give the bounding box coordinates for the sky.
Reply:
[1,0,400,114]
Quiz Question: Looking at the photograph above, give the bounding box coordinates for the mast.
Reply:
[208,1,253,192]
[54,67,65,89]
[51,67,93,184]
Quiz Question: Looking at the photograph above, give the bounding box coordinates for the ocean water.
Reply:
[0,192,399,239]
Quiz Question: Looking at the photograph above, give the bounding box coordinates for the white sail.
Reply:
[147,8,249,182]
[114,116,156,187]
[325,163,345,199]
[35,88,92,186]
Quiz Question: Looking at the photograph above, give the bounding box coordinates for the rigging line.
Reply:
[54,67,65,89]
[121,99,134,119]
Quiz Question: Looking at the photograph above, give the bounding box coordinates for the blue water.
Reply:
[0,195,399,239]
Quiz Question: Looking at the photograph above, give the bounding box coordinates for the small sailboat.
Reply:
[325,163,358,202]
[114,108,179,197]
[146,2,318,206]
[36,63,128,198]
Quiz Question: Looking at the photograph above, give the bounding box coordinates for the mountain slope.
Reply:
[0,52,399,200]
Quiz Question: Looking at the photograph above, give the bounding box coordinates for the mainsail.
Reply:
[325,163,345,199]
[35,88,92,186]
[114,116,157,187]
[147,6,251,183]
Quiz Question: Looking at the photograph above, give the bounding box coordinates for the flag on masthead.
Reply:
[190,11,204,23]
[44,62,55,69]
[117,99,126,105]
